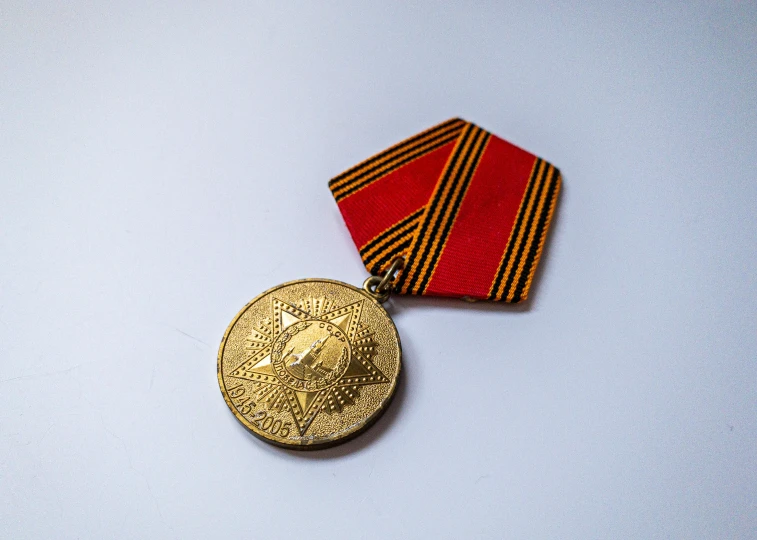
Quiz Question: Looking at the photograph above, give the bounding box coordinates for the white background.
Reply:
[1,2,756,539]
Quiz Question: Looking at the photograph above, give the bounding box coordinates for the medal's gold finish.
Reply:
[218,278,401,449]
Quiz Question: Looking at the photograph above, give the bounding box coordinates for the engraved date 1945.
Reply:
[226,382,291,437]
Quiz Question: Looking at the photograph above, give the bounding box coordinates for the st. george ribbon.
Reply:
[329,118,562,303]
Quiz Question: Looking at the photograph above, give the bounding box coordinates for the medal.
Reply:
[217,276,402,449]
[217,118,561,449]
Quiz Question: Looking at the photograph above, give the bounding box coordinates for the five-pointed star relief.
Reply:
[230,297,388,435]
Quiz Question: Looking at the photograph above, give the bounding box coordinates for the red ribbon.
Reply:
[330,118,561,302]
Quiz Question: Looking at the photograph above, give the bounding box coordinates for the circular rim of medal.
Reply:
[217,278,402,450]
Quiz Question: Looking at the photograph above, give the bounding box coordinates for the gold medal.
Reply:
[217,272,402,449]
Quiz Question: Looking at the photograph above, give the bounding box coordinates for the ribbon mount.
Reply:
[330,118,561,303]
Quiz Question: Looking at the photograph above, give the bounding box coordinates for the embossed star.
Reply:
[229,296,389,436]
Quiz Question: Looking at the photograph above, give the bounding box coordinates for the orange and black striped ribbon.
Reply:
[329,118,561,302]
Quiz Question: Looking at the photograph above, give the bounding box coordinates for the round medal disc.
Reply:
[217,278,401,449]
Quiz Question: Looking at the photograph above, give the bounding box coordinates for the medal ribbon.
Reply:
[330,118,561,302]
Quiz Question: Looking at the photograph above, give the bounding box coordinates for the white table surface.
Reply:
[1,2,755,539]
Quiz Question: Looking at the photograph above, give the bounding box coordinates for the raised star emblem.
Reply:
[229,296,389,436]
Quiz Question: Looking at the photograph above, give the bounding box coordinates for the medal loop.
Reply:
[362,257,405,303]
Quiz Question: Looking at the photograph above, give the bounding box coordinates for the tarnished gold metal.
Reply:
[362,257,405,304]
[218,278,401,449]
